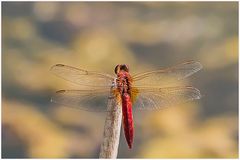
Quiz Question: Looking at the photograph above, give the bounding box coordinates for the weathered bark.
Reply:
[99,95,122,158]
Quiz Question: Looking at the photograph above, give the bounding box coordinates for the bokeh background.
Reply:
[2,2,238,158]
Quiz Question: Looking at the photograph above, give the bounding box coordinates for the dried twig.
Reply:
[99,93,122,158]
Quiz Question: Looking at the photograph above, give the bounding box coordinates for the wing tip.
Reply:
[56,90,66,93]
[50,64,65,72]
[192,87,202,99]
[184,86,202,99]
[188,60,203,71]
[194,61,203,71]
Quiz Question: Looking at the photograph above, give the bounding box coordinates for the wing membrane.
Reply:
[50,64,115,88]
[132,61,202,87]
[131,86,201,110]
[50,62,202,111]
[51,89,115,112]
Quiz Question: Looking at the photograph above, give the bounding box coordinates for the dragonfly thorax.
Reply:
[116,71,132,94]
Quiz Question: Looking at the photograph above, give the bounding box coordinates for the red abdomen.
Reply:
[121,93,134,149]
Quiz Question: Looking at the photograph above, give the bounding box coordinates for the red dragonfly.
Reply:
[50,60,202,149]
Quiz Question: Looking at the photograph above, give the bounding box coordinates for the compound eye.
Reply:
[114,65,120,74]
[121,64,129,72]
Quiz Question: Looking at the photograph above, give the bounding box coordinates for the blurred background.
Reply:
[2,2,238,158]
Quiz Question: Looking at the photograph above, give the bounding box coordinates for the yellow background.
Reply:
[2,2,238,158]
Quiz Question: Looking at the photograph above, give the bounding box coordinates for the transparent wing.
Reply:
[50,64,115,88]
[51,89,117,112]
[132,60,202,87]
[131,86,201,110]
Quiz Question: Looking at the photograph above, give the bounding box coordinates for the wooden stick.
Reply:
[99,94,122,158]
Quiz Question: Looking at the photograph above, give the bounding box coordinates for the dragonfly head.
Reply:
[114,64,129,74]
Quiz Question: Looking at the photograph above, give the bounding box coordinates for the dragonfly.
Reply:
[50,60,202,149]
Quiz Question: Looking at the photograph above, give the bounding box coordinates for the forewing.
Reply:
[50,64,115,88]
[51,89,115,112]
[131,86,201,110]
[132,61,202,87]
